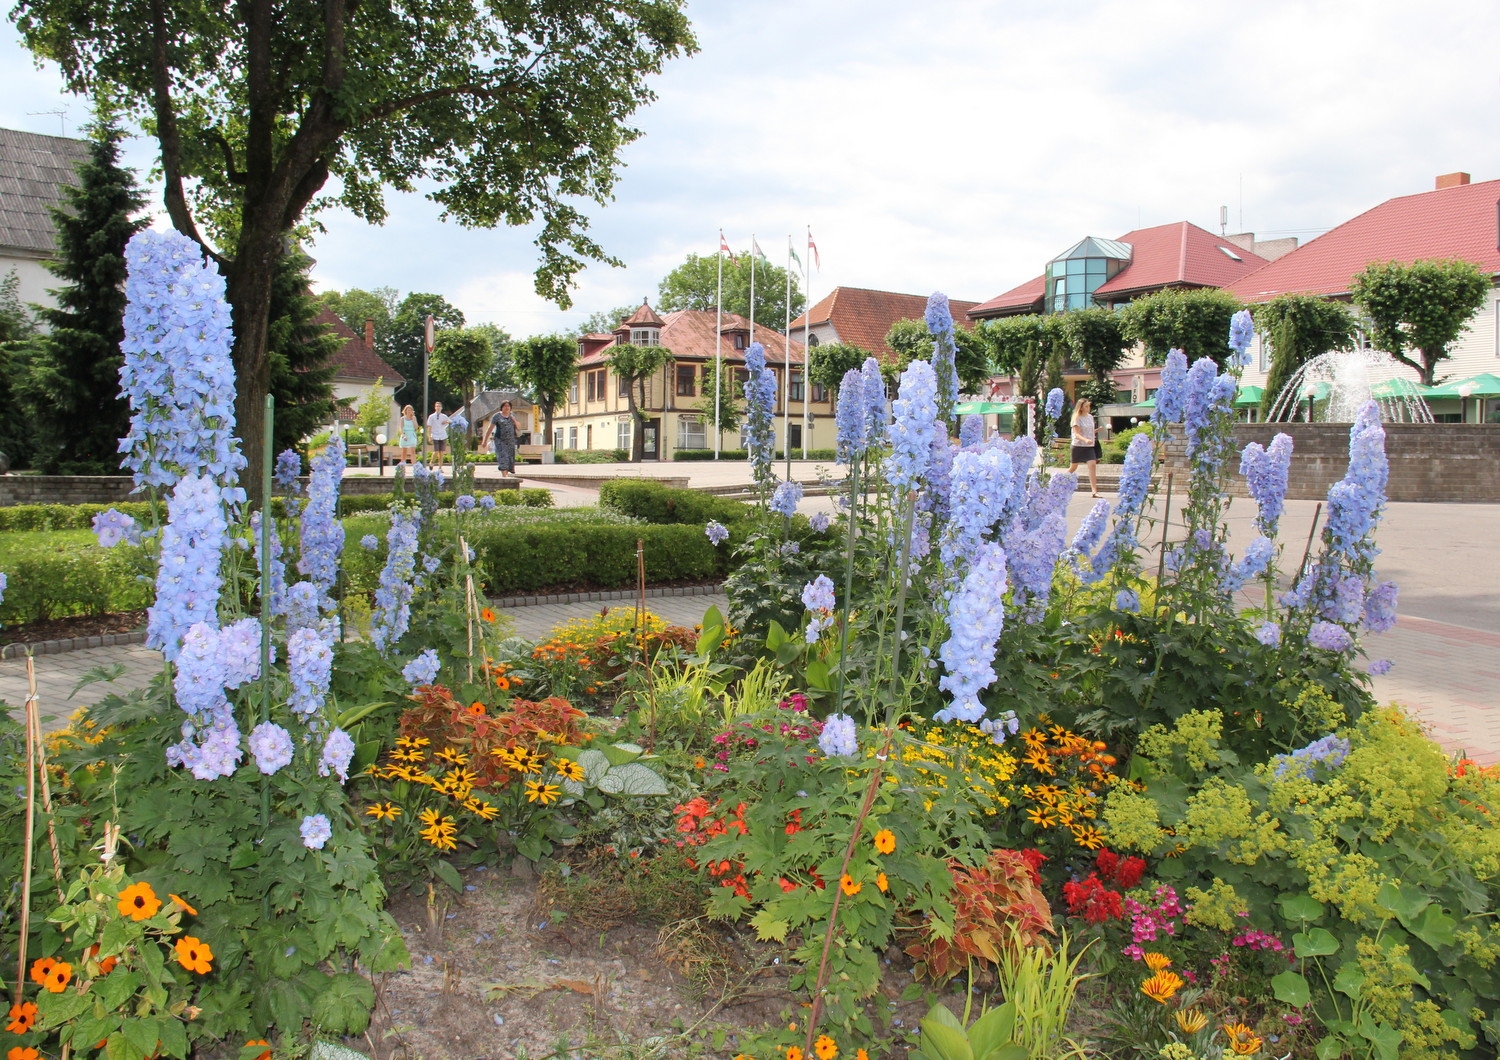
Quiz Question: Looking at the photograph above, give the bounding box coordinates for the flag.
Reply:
[751,237,768,263]
[719,230,737,264]
[807,230,821,270]
[788,237,802,270]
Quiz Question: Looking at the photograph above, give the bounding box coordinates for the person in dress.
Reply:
[1067,397,1101,498]
[398,404,419,467]
[481,400,521,478]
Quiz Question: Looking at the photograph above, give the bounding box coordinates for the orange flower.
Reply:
[246,1040,272,1060]
[856,1051,870,1060]
[786,1049,804,1060]
[98,955,118,975]
[495,675,512,691]
[1223,1023,1263,1055]
[41,961,72,993]
[1143,952,1171,971]
[28,958,55,986]
[8,1047,40,1060]
[6,1002,37,1035]
[1140,970,1184,1004]
[839,874,862,897]
[117,881,162,921]
[814,1035,838,1060]
[480,607,497,622]
[175,936,213,975]
[875,872,889,893]
[467,702,486,716]
[873,829,896,855]
[169,893,198,916]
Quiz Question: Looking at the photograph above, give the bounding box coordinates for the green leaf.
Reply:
[1409,904,1457,949]
[576,748,612,785]
[1375,881,1430,925]
[106,1030,146,1060]
[749,909,789,942]
[1358,1015,1403,1060]
[919,1018,973,1060]
[1271,969,1310,1007]
[968,1002,1017,1060]
[431,858,464,894]
[1278,893,1326,924]
[157,1015,189,1059]
[95,969,142,1011]
[600,742,644,766]
[766,620,788,651]
[1315,1037,1345,1060]
[311,972,375,1036]
[99,916,135,955]
[595,761,667,796]
[1333,961,1366,999]
[805,658,831,691]
[1293,927,1340,957]
[123,1015,162,1058]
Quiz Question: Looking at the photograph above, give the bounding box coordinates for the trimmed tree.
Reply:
[13,1,696,502]
[607,343,671,461]
[885,318,992,395]
[266,245,341,455]
[1118,287,1246,367]
[807,342,871,398]
[18,117,146,473]
[696,361,742,436]
[1059,307,1129,409]
[978,314,1065,377]
[389,293,466,409]
[1349,259,1490,385]
[430,327,497,432]
[512,334,578,445]
[1253,294,1357,420]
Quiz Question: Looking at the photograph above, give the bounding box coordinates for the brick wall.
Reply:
[1162,424,1500,502]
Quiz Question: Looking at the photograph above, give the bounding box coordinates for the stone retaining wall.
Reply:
[0,471,521,506]
[1162,423,1500,502]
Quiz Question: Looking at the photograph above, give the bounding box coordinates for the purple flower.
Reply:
[371,509,420,653]
[1228,309,1255,364]
[1070,499,1111,557]
[92,508,141,548]
[942,446,1012,568]
[742,343,778,484]
[802,574,836,613]
[925,292,959,413]
[818,713,858,757]
[770,481,803,518]
[809,511,830,533]
[1254,621,1281,647]
[885,360,938,494]
[219,617,264,689]
[705,520,729,545]
[318,727,356,783]
[1116,434,1154,521]
[300,813,332,850]
[455,494,476,512]
[298,438,346,604]
[1363,581,1398,632]
[1274,734,1351,780]
[360,534,379,550]
[1114,589,1140,613]
[274,449,302,492]
[166,703,242,781]
[1182,357,1219,454]
[861,357,889,445]
[479,494,497,511]
[959,414,984,448]
[1307,620,1353,653]
[248,722,294,775]
[1240,433,1293,537]
[147,475,226,661]
[288,626,334,715]
[0,572,6,606]
[1152,349,1188,425]
[402,648,441,688]
[1228,535,1275,589]
[937,541,1008,722]
[1045,388,1065,421]
[835,367,869,464]
[1368,659,1393,676]
[250,510,287,615]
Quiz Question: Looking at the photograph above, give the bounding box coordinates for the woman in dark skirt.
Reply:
[1066,397,1100,497]
[481,400,521,477]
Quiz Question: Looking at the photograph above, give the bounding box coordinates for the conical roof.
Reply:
[619,300,665,328]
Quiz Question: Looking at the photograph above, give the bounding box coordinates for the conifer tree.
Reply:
[267,245,342,457]
[20,117,146,473]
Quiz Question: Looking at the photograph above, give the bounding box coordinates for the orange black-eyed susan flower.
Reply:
[1071,824,1105,849]
[365,802,402,820]
[6,1001,37,1035]
[1140,970,1184,1004]
[467,702,486,716]
[814,1035,837,1060]
[873,828,896,855]
[169,893,197,916]
[1175,1009,1208,1034]
[839,874,862,897]
[117,880,162,921]
[28,958,55,986]
[480,607,497,622]
[40,961,72,993]
[786,1048,804,1060]
[524,780,560,805]
[175,936,213,974]
[1223,1023,1263,1055]
[434,747,469,766]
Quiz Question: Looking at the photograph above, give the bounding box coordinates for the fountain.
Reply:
[1266,349,1433,423]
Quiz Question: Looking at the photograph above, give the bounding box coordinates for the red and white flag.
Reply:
[807,229,821,271]
[719,230,736,264]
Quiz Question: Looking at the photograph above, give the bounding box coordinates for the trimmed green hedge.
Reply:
[598,479,751,527]
[337,488,552,515]
[0,542,154,624]
[672,448,836,462]
[474,522,722,592]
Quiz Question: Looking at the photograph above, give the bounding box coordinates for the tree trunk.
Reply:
[225,225,281,511]
[627,381,643,462]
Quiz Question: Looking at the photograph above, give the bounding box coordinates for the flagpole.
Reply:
[715,231,723,459]
[784,235,793,480]
[803,226,812,460]
[749,232,756,349]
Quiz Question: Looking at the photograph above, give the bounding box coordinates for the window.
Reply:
[568,426,578,449]
[586,424,593,449]
[618,372,630,398]
[790,369,805,402]
[807,333,820,347]
[630,328,660,346]
[569,379,579,404]
[811,381,829,403]
[733,332,746,350]
[788,424,802,450]
[1259,334,1270,373]
[676,364,697,397]
[617,419,632,450]
[586,369,607,403]
[678,415,706,449]
[553,429,562,449]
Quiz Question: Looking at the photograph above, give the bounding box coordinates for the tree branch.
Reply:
[208,129,247,185]
[149,0,226,269]
[357,79,522,126]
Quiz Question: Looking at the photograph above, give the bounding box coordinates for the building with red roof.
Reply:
[555,301,834,458]
[788,286,981,358]
[316,308,405,434]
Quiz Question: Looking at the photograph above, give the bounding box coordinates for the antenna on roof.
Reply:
[27,108,68,136]
[1219,205,1228,236]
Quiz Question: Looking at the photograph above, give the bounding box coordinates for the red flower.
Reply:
[1018,848,1048,886]
[785,809,803,836]
[1095,848,1147,889]
[1063,873,1123,923]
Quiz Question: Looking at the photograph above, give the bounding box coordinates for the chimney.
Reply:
[1436,172,1471,190]
[363,318,375,347]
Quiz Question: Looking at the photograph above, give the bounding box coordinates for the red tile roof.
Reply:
[788,286,981,357]
[968,222,1269,319]
[619,301,666,328]
[315,308,405,385]
[1226,178,1500,302]
[579,309,806,366]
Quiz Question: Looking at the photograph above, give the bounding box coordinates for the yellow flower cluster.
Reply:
[895,722,1019,816]
[363,736,503,847]
[418,808,458,851]
[1015,725,1119,850]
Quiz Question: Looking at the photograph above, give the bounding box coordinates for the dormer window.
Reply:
[630,328,661,346]
[733,333,746,350]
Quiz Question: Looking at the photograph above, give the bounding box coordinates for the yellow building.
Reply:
[552,302,834,459]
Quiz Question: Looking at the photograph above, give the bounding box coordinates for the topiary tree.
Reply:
[697,361,742,436]
[512,334,578,444]
[430,327,497,430]
[977,314,1063,377]
[607,342,671,461]
[1253,294,1357,419]
[1349,259,1490,385]
[1118,287,1246,367]
[807,342,872,397]
[885,318,992,396]
[1060,307,1129,410]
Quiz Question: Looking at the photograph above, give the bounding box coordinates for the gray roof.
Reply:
[0,127,92,256]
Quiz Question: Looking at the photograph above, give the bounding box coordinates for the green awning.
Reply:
[1427,372,1500,398]
[954,401,1017,415]
[1368,378,1437,400]
[1233,385,1264,407]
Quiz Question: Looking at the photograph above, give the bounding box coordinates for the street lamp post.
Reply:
[375,432,388,475]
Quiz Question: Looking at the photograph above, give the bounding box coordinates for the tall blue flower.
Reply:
[1240,433,1293,537]
[118,229,246,501]
[92,509,141,548]
[1363,581,1398,632]
[1323,403,1387,563]
[1273,734,1351,781]
[166,704,243,781]
[248,721,294,775]
[298,438,346,604]
[770,481,803,518]
[148,474,227,661]
[1181,357,1219,456]
[835,367,868,464]
[174,622,231,720]
[1115,434,1154,520]
[1225,535,1275,591]
[274,449,302,493]
[922,423,955,519]
[288,626,334,716]
[818,714,858,757]
[861,357,889,446]
[250,510,287,615]
[371,509,421,653]
[959,414,984,448]
[925,292,960,415]
[1070,499,1111,557]
[1152,349,1189,425]
[742,343,778,484]
[402,648,441,688]
[1227,309,1255,366]
[1045,388,1065,421]
[937,541,1007,723]
[942,447,1012,568]
[885,360,938,494]
[300,814,332,850]
[705,521,729,545]
[318,727,356,783]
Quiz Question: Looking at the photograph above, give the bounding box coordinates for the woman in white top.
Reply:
[1067,397,1100,498]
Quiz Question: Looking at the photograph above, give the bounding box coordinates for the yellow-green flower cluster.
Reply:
[895,722,1018,815]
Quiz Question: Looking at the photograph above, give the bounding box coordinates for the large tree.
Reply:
[576,305,635,336]
[511,334,577,444]
[12,1,696,502]
[657,252,804,325]
[978,314,1064,377]
[321,286,399,352]
[266,245,341,455]
[885,318,992,396]
[387,293,465,409]
[1349,259,1490,385]
[607,343,670,461]
[0,271,38,468]
[429,327,496,430]
[1253,294,1356,420]
[1118,287,1246,367]
[17,115,147,473]
[470,322,516,391]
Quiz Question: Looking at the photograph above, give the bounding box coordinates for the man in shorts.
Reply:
[426,401,451,463]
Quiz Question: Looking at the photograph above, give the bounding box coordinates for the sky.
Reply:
[3,0,1499,336]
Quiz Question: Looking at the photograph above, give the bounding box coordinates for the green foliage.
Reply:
[807,342,873,394]
[353,378,392,439]
[1059,307,1129,396]
[978,314,1064,376]
[911,1001,1029,1060]
[512,334,579,440]
[469,321,516,391]
[606,342,671,460]
[656,251,805,324]
[429,326,497,422]
[598,478,751,526]
[1118,287,1247,367]
[886,318,993,396]
[0,269,39,467]
[696,359,743,434]
[575,305,636,336]
[320,287,400,350]
[1254,293,1357,420]
[1349,258,1490,385]
[672,447,837,461]
[267,244,342,454]
[0,536,154,623]
[388,293,466,408]
[15,114,147,474]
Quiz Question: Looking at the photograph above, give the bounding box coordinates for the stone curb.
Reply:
[0,584,729,659]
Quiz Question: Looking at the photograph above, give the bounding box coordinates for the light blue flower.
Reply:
[402,648,441,688]
[1273,734,1351,781]
[770,481,803,518]
[318,727,356,783]
[1363,581,1398,632]
[1254,621,1281,647]
[1228,309,1255,364]
[248,721,294,775]
[1114,589,1140,613]
[300,813,332,850]
[742,343,778,484]
[705,521,729,545]
[1152,349,1188,425]
[835,366,868,464]
[818,713,858,757]
[941,446,1012,569]
[371,509,421,653]
[1368,659,1392,676]
[1045,388,1064,420]
[809,511,830,533]
[479,494,497,511]
[274,449,302,492]
[936,541,1007,722]
[1306,620,1352,653]
[298,438,346,604]
[250,511,287,615]
[360,534,379,550]
[455,494,476,512]
[924,292,960,413]
[147,474,226,661]
[959,414,983,448]
[288,626,334,715]
[1240,433,1293,537]
[861,357,889,446]
[885,360,938,494]
[166,703,242,781]
[92,508,141,548]
[802,574,835,612]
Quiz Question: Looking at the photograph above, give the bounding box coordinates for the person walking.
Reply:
[426,401,451,465]
[398,404,419,467]
[1067,397,1101,497]
[481,400,521,478]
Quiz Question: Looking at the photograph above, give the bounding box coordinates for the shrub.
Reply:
[598,479,750,526]
[555,448,628,464]
[1101,424,1149,464]
[672,448,836,462]
[0,500,155,532]
[0,540,153,623]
